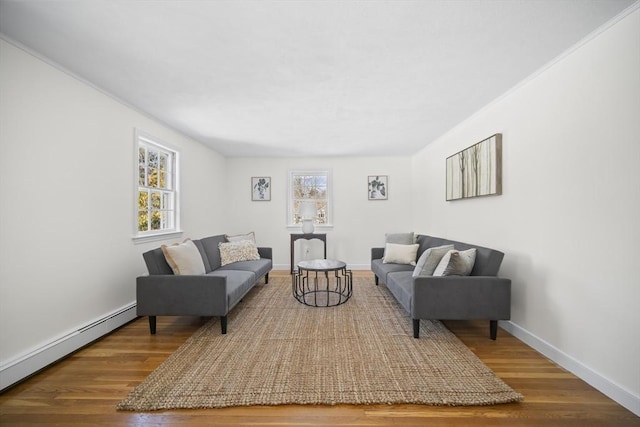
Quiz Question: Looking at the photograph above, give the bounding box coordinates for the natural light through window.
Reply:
[288,170,332,227]
[134,130,180,240]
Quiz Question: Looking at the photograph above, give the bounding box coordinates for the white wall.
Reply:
[411,9,640,414]
[1,7,638,415]
[0,39,227,377]
[225,157,413,269]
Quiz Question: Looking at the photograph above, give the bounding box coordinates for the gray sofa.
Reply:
[137,234,272,335]
[371,234,511,340]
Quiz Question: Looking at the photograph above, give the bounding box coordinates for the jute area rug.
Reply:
[118,277,523,411]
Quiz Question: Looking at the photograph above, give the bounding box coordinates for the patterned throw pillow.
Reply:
[218,240,260,266]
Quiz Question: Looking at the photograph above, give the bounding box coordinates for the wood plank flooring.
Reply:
[1,271,638,426]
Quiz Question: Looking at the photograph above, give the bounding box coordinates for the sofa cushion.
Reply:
[372,258,414,285]
[383,243,419,265]
[142,247,174,275]
[199,235,227,271]
[386,271,414,314]
[416,235,446,256]
[219,240,261,266]
[161,239,206,275]
[434,248,477,277]
[412,244,454,277]
[205,270,256,308]
[225,231,256,243]
[385,232,415,245]
[218,258,272,280]
[421,235,504,276]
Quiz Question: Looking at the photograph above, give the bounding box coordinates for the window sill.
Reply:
[132,230,184,244]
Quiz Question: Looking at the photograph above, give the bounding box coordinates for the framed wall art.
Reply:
[252,177,271,201]
[446,134,502,201]
[368,175,388,200]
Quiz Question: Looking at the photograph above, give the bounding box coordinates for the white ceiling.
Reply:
[0,1,635,157]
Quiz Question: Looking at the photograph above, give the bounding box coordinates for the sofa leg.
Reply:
[375,275,379,286]
[221,315,227,334]
[490,320,498,340]
[149,316,156,335]
[413,319,420,338]
[265,273,269,284]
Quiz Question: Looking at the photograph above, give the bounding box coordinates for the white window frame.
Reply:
[132,129,182,242]
[287,169,333,229]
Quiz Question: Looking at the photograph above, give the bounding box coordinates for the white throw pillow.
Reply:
[383,243,419,266]
[218,240,260,266]
[412,244,454,277]
[433,248,477,277]
[161,239,206,275]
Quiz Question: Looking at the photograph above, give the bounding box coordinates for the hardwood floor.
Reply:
[1,271,638,426]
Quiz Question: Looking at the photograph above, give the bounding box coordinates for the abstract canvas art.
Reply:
[446,134,502,201]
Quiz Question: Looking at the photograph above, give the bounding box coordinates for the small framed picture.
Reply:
[252,177,271,201]
[368,175,388,200]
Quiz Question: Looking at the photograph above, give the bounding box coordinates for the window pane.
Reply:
[138,190,148,210]
[164,210,174,229]
[159,154,168,189]
[148,168,159,188]
[148,150,158,169]
[162,192,172,210]
[158,170,166,189]
[138,211,148,232]
[150,210,162,230]
[293,200,302,224]
[316,201,327,224]
[151,191,161,209]
[138,148,146,186]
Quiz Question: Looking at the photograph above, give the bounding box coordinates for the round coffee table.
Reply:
[292,259,352,307]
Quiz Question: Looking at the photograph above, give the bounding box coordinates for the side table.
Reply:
[290,233,326,274]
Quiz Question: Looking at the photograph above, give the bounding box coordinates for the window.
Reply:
[135,130,180,239]
[288,170,332,227]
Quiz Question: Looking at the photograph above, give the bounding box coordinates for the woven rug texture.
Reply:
[118,277,523,410]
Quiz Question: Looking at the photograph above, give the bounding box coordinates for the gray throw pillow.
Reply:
[441,252,468,276]
[412,244,454,277]
[433,248,477,277]
[385,232,414,245]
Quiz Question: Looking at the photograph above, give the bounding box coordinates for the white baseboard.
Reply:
[0,303,137,391]
[8,298,636,418]
[500,320,640,417]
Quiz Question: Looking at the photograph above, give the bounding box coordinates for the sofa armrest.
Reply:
[411,276,511,320]
[258,247,272,259]
[136,274,229,316]
[371,247,385,260]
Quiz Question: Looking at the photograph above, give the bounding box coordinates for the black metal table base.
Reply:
[292,260,352,307]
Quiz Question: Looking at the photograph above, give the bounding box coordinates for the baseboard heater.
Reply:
[0,303,137,392]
